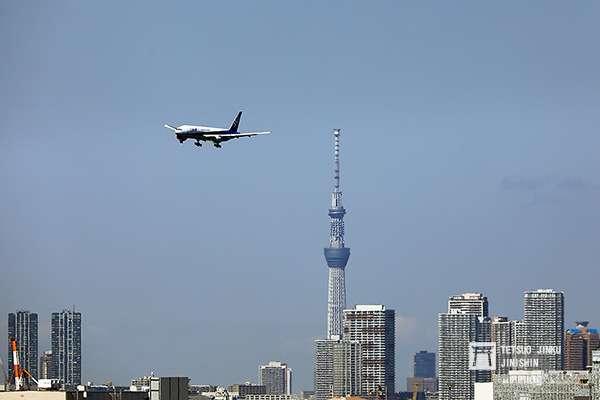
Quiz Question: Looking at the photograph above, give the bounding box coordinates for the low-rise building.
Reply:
[476,369,600,400]
[405,377,437,393]
[246,394,295,400]
[228,384,266,399]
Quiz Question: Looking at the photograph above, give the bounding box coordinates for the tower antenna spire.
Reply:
[334,128,341,191]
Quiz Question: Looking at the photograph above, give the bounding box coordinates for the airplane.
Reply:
[163,111,270,148]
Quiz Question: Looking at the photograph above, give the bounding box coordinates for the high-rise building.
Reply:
[51,308,82,385]
[438,293,491,400]
[332,339,361,398]
[7,311,38,386]
[343,305,395,398]
[491,317,514,374]
[476,317,492,383]
[314,340,334,400]
[260,362,292,395]
[39,351,53,379]
[324,129,350,340]
[438,310,478,400]
[413,351,436,378]
[564,321,600,370]
[523,289,564,371]
[314,336,361,400]
[448,293,489,318]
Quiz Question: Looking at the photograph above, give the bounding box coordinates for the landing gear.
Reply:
[195,141,202,147]
[178,138,185,144]
[213,142,222,148]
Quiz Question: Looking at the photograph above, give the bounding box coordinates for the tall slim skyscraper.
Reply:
[51,308,82,385]
[7,311,38,386]
[324,129,350,339]
[260,361,292,395]
[523,289,564,371]
[438,293,490,400]
[438,310,479,400]
[343,305,395,398]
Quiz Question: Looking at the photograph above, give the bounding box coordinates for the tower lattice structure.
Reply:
[324,129,350,339]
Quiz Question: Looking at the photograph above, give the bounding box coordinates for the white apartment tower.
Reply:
[438,310,479,400]
[260,361,292,395]
[343,305,395,398]
[438,293,491,400]
[314,336,361,400]
[448,293,489,317]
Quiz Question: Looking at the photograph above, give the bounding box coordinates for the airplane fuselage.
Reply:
[176,126,232,140]
[174,126,238,148]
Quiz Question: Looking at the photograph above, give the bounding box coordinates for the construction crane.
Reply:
[10,337,23,390]
[21,367,39,387]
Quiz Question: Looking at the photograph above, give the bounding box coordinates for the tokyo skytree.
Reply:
[323,129,350,339]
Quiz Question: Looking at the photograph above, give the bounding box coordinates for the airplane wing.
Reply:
[164,124,179,131]
[205,131,271,139]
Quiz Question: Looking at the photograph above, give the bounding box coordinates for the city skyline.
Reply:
[4,288,597,390]
[2,1,600,392]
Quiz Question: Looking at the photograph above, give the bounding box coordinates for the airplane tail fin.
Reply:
[229,111,242,132]
[164,124,178,132]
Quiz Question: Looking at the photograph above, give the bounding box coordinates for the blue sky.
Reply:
[1,1,600,390]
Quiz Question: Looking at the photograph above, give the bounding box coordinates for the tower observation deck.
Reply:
[324,129,350,339]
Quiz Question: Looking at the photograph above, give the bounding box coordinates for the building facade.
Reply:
[149,376,189,400]
[565,321,600,371]
[405,377,438,394]
[447,293,488,318]
[413,351,435,379]
[7,311,38,386]
[438,292,491,400]
[246,395,294,400]
[314,340,335,400]
[491,317,514,375]
[228,384,267,398]
[343,305,395,398]
[40,350,54,380]
[491,370,600,400]
[260,362,292,395]
[438,311,478,400]
[51,309,82,385]
[314,337,361,400]
[332,339,361,398]
[523,289,564,371]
